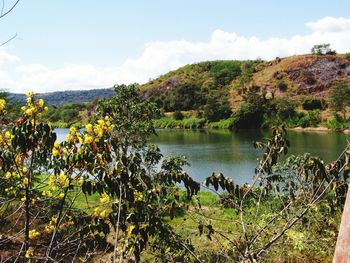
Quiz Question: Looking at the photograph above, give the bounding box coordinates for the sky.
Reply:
[1,0,350,93]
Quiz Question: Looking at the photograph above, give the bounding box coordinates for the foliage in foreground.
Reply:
[0,86,350,262]
[0,86,200,262]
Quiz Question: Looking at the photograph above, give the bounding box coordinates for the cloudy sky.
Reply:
[1,0,350,93]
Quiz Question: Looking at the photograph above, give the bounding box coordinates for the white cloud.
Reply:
[0,46,19,64]
[4,16,350,93]
[306,16,350,33]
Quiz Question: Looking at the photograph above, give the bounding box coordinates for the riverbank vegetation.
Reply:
[1,86,349,262]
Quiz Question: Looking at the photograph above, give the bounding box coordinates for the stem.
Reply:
[113,185,122,263]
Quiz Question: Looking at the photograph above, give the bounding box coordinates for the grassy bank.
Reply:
[140,190,339,262]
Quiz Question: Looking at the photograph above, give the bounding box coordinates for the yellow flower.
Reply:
[51,216,58,224]
[21,196,26,202]
[29,229,40,239]
[54,141,60,148]
[58,172,69,187]
[84,134,94,144]
[99,209,107,218]
[38,99,44,107]
[21,106,26,111]
[85,123,93,133]
[23,177,29,186]
[22,167,28,173]
[5,131,11,140]
[44,106,49,112]
[69,127,77,134]
[66,134,72,142]
[25,91,31,97]
[134,191,143,202]
[25,107,34,116]
[5,172,11,179]
[26,97,32,104]
[45,224,54,234]
[52,148,59,157]
[25,247,33,258]
[0,99,6,111]
[93,207,100,217]
[42,190,53,198]
[99,192,110,204]
[58,192,65,199]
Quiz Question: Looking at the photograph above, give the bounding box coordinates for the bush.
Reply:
[275,98,297,120]
[327,114,349,131]
[298,110,322,127]
[232,103,264,129]
[302,97,327,110]
[277,80,288,92]
[203,100,232,122]
[173,110,184,120]
[210,61,242,86]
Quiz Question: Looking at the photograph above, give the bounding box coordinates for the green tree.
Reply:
[311,43,336,55]
[329,82,350,118]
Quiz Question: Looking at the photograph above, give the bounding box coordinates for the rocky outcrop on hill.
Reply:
[285,56,350,94]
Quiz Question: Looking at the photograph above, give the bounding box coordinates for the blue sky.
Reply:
[1,0,350,93]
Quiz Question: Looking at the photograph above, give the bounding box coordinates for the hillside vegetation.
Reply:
[140,54,350,130]
[6,54,350,130]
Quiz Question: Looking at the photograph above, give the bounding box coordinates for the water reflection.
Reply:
[55,128,349,184]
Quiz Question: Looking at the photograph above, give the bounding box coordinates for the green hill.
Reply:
[141,54,350,130]
[9,88,114,106]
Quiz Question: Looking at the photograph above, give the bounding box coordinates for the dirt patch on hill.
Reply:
[285,55,350,94]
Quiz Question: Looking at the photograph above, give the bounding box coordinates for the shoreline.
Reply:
[287,126,350,134]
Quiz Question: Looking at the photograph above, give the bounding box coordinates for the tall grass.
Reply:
[153,117,206,129]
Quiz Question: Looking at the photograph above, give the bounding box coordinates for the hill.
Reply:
[140,54,350,111]
[140,54,350,130]
[8,88,115,106]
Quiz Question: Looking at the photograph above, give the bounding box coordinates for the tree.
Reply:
[311,43,336,55]
[0,88,200,262]
[329,82,350,119]
[201,128,350,261]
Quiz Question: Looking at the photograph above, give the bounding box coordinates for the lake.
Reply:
[55,128,349,184]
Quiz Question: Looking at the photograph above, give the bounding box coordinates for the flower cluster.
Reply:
[93,207,107,218]
[0,131,14,147]
[49,172,69,188]
[45,216,58,234]
[52,141,62,157]
[25,247,34,258]
[29,229,40,239]
[0,98,6,113]
[83,117,114,145]
[21,92,48,117]
[66,126,83,144]
[99,192,110,204]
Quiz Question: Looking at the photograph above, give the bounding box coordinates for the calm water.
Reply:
[55,128,349,184]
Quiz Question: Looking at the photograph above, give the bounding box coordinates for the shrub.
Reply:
[277,80,288,92]
[298,110,322,127]
[173,110,184,120]
[326,113,349,131]
[275,98,297,120]
[203,100,232,122]
[210,61,242,86]
[232,103,264,129]
[329,82,350,118]
[302,97,327,110]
